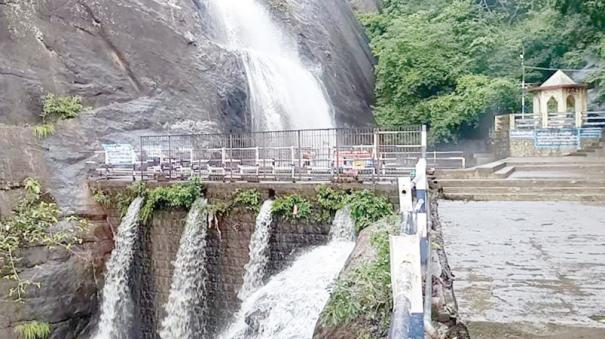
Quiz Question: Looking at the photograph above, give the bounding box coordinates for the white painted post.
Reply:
[421,125,428,159]
[398,177,414,214]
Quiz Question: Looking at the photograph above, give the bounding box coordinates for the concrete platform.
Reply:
[440,201,605,336]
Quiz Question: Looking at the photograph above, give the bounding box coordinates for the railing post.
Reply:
[140,137,144,182]
[335,129,340,181]
[168,135,172,180]
[297,130,302,182]
[421,125,427,159]
[374,128,380,181]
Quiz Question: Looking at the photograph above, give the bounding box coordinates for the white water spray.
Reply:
[207,0,335,131]
[94,197,144,339]
[330,205,356,242]
[238,200,274,301]
[159,198,210,339]
[220,207,356,339]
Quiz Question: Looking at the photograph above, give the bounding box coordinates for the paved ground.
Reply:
[439,201,605,338]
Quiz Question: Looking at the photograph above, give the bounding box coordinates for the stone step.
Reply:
[435,179,605,188]
[493,166,515,179]
[443,186,605,194]
[434,161,506,179]
[442,192,605,202]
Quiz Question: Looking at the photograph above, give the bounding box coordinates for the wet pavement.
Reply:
[439,201,605,336]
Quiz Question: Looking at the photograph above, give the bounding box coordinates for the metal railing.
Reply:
[584,111,605,128]
[511,111,605,129]
[129,126,425,182]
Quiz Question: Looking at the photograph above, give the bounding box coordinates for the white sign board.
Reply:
[102,144,135,166]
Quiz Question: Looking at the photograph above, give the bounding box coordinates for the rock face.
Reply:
[0,0,375,212]
[0,0,376,337]
[0,221,114,339]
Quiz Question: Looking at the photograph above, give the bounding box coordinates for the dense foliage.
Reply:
[320,226,396,337]
[364,0,605,142]
[0,179,86,301]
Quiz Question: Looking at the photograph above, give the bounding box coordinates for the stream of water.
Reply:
[238,200,274,301]
[159,198,210,339]
[220,206,355,339]
[94,197,144,339]
[206,0,334,131]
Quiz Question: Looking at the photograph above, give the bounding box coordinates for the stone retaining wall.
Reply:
[92,181,398,338]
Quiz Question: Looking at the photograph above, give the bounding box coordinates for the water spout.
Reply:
[220,206,356,339]
[94,197,144,339]
[238,200,274,301]
[159,198,210,339]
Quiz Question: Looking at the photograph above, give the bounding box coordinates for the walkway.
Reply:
[440,200,605,338]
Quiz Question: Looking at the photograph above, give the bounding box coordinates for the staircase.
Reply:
[434,141,605,202]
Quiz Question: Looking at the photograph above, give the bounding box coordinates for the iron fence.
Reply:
[132,126,425,182]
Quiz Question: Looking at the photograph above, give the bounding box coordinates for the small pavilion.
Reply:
[528,70,588,128]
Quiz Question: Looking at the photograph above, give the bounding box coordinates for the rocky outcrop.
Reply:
[0,220,113,339]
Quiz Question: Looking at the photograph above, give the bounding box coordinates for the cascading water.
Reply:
[220,206,356,339]
[329,205,356,242]
[159,198,209,339]
[94,197,144,339]
[238,200,274,300]
[206,0,335,131]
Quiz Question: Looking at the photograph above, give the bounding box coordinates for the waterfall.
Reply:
[238,200,274,301]
[206,0,335,131]
[94,197,144,339]
[220,207,356,339]
[159,198,209,339]
[329,205,356,242]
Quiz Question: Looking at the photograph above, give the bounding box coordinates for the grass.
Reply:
[14,321,51,339]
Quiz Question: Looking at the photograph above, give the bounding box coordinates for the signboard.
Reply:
[102,144,135,165]
[510,130,535,139]
[534,129,578,148]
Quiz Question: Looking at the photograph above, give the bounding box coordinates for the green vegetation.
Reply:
[0,179,86,301]
[315,185,348,221]
[320,227,395,337]
[232,189,262,212]
[32,123,55,139]
[364,0,605,142]
[346,190,394,233]
[314,186,394,233]
[14,321,51,339]
[92,181,146,217]
[41,94,83,121]
[140,180,202,224]
[272,194,313,221]
[32,94,85,139]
